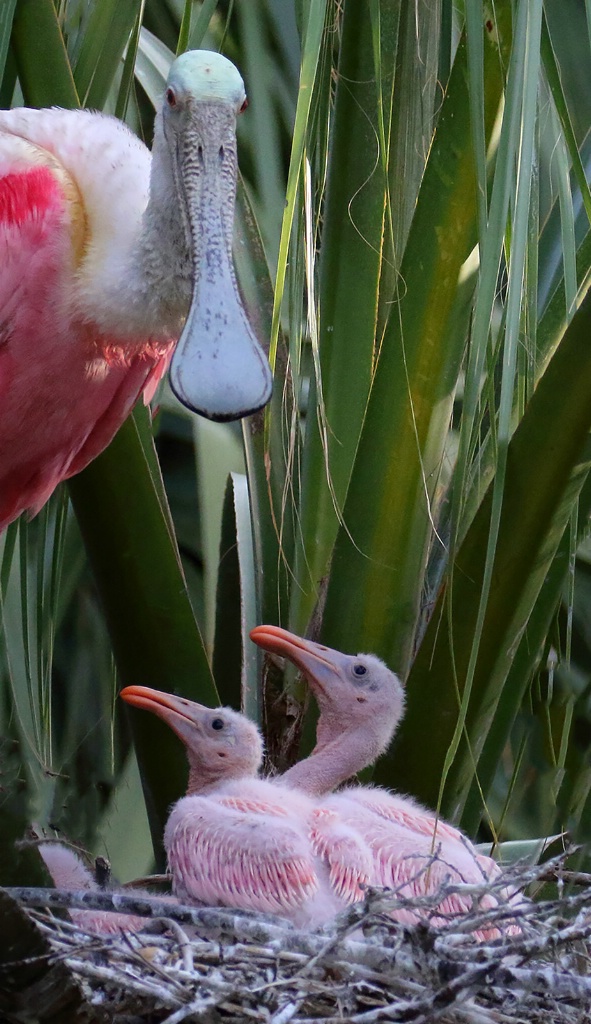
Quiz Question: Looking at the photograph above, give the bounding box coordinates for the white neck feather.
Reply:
[281,728,383,797]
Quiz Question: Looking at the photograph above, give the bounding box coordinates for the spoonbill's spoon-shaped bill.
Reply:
[163,51,272,419]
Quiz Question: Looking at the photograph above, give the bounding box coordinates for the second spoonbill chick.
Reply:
[250,625,467,846]
[120,686,373,928]
[251,625,406,797]
[250,625,512,938]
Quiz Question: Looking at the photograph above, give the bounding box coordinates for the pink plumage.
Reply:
[38,842,148,935]
[0,122,172,530]
[165,787,318,917]
[120,686,373,928]
[251,625,522,939]
[0,51,273,531]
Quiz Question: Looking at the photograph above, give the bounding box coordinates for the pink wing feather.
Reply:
[165,795,319,916]
[340,787,507,897]
[38,843,147,935]
[218,794,293,817]
[363,817,504,938]
[0,145,173,530]
[308,807,373,902]
[321,793,508,938]
[220,793,373,904]
[339,785,471,847]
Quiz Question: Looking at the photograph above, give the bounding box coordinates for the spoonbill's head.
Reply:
[120,685,263,790]
[160,50,272,422]
[165,49,247,109]
[250,625,405,757]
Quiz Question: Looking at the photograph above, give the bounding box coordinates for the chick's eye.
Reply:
[211,718,224,731]
[353,664,367,677]
[166,87,177,107]
[239,97,248,113]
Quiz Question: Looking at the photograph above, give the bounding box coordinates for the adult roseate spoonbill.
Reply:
[251,626,517,936]
[0,50,272,531]
[120,686,373,927]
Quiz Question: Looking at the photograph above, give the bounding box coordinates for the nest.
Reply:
[1,853,591,1024]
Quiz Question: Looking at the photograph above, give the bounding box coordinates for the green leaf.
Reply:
[476,835,564,865]
[234,182,294,628]
[74,0,141,110]
[387,284,591,823]
[136,27,174,104]
[290,0,392,637]
[193,417,244,649]
[11,0,78,108]
[213,473,260,722]
[461,451,591,833]
[0,0,16,86]
[541,11,591,232]
[321,11,511,676]
[188,0,219,50]
[177,0,192,55]
[68,409,215,866]
[270,0,328,364]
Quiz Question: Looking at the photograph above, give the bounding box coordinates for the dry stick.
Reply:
[7,861,591,1024]
[9,882,525,985]
[5,879,583,965]
[10,890,327,964]
[64,956,183,1007]
[5,888,297,940]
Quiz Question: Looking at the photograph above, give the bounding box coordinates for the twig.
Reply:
[4,854,591,1024]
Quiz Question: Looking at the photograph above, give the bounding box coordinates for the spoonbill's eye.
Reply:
[211,718,224,731]
[239,97,248,113]
[166,88,177,108]
[353,664,367,676]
